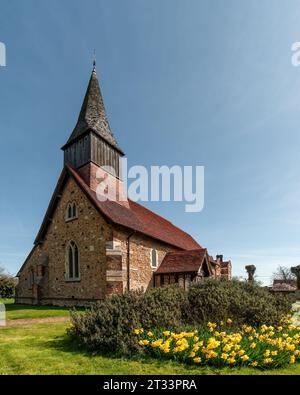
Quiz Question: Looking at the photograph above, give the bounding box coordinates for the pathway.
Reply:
[1,316,70,328]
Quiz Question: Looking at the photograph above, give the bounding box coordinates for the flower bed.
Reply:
[134,316,300,369]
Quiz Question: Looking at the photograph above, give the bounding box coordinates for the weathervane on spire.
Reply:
[93,49,96,71]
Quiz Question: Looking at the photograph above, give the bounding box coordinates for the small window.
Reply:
[66,241,80,280]
[28,268,34,288]
[151,249,158,268]
[68,204,72,219]
[65,202,78,221]
[72,202,77,218]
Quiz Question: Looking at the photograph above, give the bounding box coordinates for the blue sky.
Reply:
[1,0,300,283]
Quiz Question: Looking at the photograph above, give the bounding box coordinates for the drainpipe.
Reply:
[126,231,136,292]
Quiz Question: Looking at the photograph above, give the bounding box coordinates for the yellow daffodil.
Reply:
[241,355,249,362]
[290,356,296,364]
[193,357,201,363]
[263,358,273,364]
[138,339,149,346]
[141,320,300,370]
[223,344,232,352]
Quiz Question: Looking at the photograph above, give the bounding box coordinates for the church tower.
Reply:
[61,65,124,186]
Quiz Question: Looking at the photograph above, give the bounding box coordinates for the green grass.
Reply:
[0,299,83,321]
[0,299,14,305]
[1,300,300,374]
[1,322,300,375]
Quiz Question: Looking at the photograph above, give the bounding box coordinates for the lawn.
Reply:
[1,322,300,375]
[0,299,82,321]
[1,300,300,374]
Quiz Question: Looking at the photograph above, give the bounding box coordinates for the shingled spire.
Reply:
[62,66,123,153]
[62,66,124,177]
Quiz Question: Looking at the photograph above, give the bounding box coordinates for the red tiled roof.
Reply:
[271,283,296,292]
[155,249,208,274]
[34,165,201,251]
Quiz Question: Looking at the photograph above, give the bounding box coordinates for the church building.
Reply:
[16,65,232,306]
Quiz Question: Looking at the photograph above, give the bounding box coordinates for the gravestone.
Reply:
[0,42,6,67]
[0,303,6,327]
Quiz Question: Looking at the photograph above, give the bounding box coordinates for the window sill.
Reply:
[65,278,81,282]
[65,217,78,223]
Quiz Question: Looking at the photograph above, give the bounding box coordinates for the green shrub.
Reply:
[0,282,15,298]
[186,278,292,327]
[69,285,186,355]
[0,270,16,298]
[69,279,292,355]
[69,292,141,355]
[138,285,187,329]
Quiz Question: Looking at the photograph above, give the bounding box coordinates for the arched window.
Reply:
[151,249,158,268]
[66,241,80,280]
[65,202,78,221]
[28,268,34,288]
[72,202,77,218]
